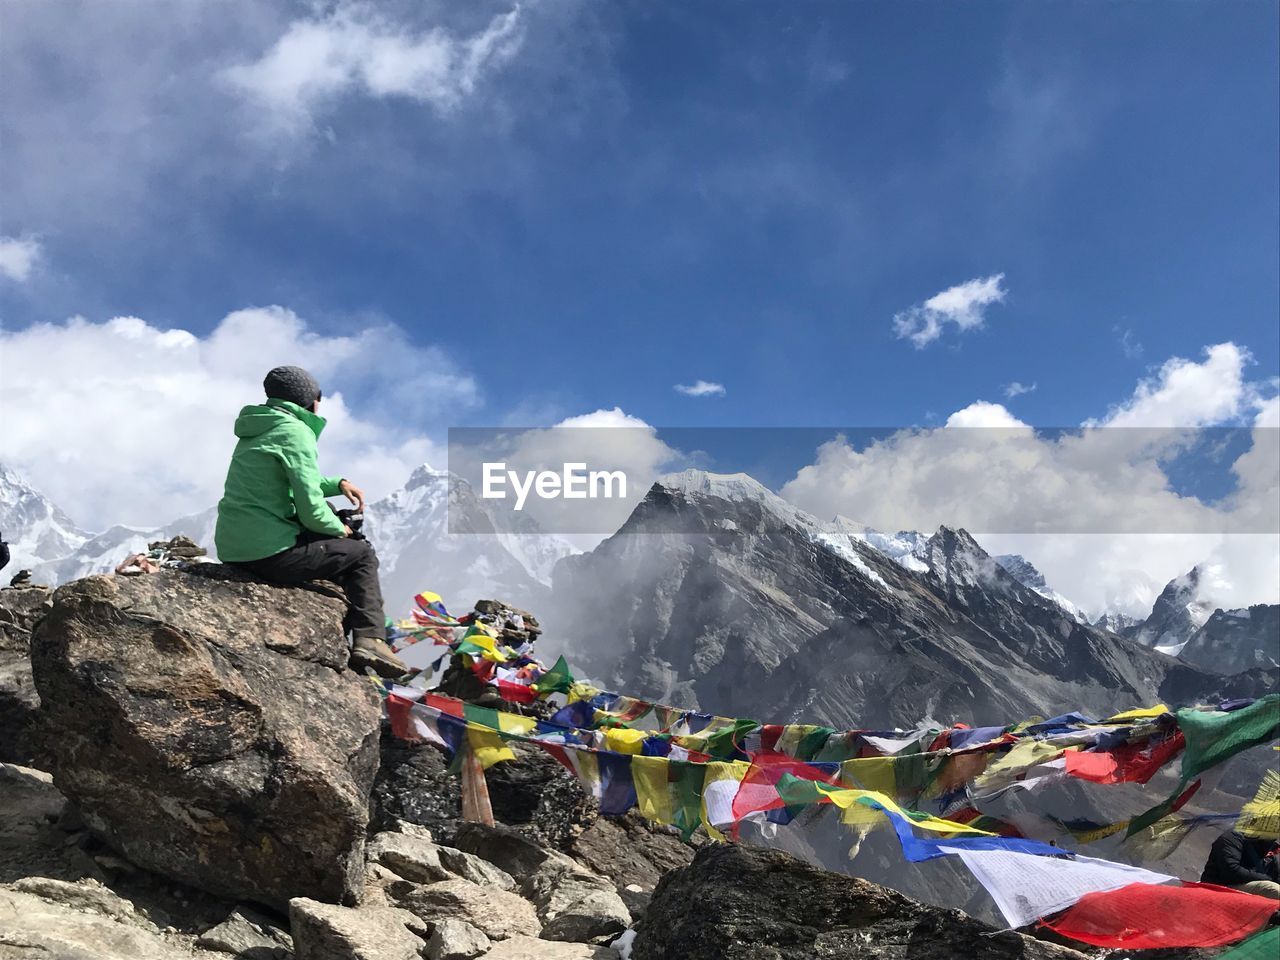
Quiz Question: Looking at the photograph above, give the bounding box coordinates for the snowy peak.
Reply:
[1132,565,1219,654]
[1092,611,1140,635]
[0,462,91,575]
[994,554,1048,591]
[821,516,931,575]
[996,554,1085,623]
[366,463,578,616]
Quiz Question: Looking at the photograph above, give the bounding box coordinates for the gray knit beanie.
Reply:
[263,366,321,408]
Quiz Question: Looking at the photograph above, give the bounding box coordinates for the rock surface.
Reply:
[478,938,620,959]
[367,830,516,890]
[520,858,631,943]
[196,905,294,958]
[0,885,194,959]
[451,822,580,884]
[31,569,382,908]
[289,896,424,960]
[390,876,542,941]
[0,584,51,766]
[631,844,1090,960]
[424,917,492,960]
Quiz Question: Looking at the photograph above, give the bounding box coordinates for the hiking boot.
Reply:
[350,635,407,679]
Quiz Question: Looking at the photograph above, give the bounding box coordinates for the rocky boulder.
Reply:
[631,844,1090,960]
[0,583,51,766]
[31,568,382,909]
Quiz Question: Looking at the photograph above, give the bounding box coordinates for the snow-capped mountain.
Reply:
[994,554,1086,623]
[30,507,218,586]
[1092,611,1141,635]
[551,470,1267,730]
[365,465,578,617]
[2,461,576,617]
[1128,565,1218,655]
[0,464,90,575]
[820,516,931,575]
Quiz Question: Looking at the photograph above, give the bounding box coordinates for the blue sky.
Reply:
[3,0,1277,432]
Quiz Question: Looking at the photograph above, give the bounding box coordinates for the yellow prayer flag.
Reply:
[632,755,673,825]
[840,757,897,796]
[496,713,537,736]
[1101,705,1169,723]
[604,728,647,755]
[467,727,515,769]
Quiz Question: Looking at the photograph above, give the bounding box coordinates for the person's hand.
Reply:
[342,524,354,537]
[339,479,365,511]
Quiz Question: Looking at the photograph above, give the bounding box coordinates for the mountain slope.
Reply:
[30,507,218,585]
[552,471,1265,729]
[1177,604,1280,675]
[365,465,577,618]
[0,464,90,575]
[1127,566,1216,654]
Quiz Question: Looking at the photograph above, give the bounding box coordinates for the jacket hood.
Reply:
[233,399,327,439]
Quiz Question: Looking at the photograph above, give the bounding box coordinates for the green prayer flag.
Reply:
[534,655,575,695]
[1216,927,1279,960]
[1129,695,1280,838]
[703,718,760,760]
[1178,696,1280,781]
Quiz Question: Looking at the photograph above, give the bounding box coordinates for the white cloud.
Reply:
[0,235,41,281]
[892,273,1007,348]
[944,401,1030,429]
[781,342,1279,617]
[1003,380,1036,399]
[0,307,476,529]
[224,2,524,136]
[674,380,726,398]
[1088,342,1262,429]
[448,407,680,549]
[1116,326,1144,359]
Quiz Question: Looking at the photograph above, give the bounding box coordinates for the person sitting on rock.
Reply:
[1201,829,1280,899]
[214,365,406,678]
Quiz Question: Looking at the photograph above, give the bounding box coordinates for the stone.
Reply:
[0,584,51,766]
[8,875,158,931]
[450,821,578,884]
[630,844,1090,960]
[437,844,520,891]
[367,831,515,890]
[424,917,492,960]
[520,859,630,944]
[568,812,697,914]
[477,937,620,959]
[388,818,435,842]
[31,569,383,908]
[371,735,593,850]
[197,905,294,958]
[389,877,541,941]
[289,896,424,960]
[0,886,190,959]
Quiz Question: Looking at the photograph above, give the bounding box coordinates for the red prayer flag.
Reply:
[1064,733,1185,785]
[731,756,842,823]
[1042,882,1276,950]
[496,679,539,704]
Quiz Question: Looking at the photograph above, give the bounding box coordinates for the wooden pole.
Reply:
[460,742,495,826]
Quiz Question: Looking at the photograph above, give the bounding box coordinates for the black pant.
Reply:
[231,532,387,640]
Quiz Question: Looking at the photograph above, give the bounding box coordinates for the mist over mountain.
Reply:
[4,461,1275,710]
[549,471,1277,729]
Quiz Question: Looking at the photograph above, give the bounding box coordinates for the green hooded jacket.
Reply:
[214,399,346,562]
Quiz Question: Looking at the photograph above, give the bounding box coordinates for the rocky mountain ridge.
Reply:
[551,472,1276,729]
[3,461,577,616]
[0,568,1179,960]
